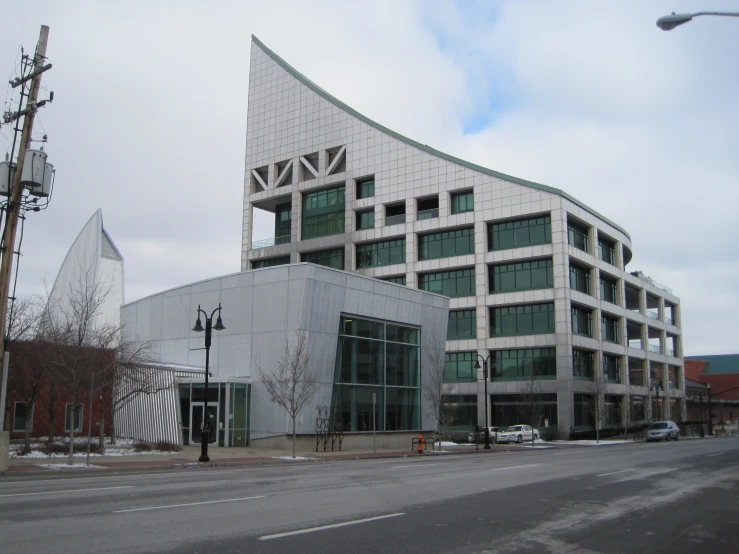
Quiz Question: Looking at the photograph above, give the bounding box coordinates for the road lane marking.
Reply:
[487,464,540,472]
[632,450,656,454]
[596,469,634,477]
[389,463,442,469]
[258,513,405,540]
[0,486,133,498]
[113,495,266,513]
[707,452,724,457]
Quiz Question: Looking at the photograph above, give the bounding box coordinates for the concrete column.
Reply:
[658,297,665,323]
[0,431,7,471]
[614,240,623,270]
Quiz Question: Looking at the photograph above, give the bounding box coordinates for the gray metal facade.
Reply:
[241,37,685,438]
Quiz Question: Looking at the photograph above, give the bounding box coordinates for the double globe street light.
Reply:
[474,354,493,450]
[192,303,225,462]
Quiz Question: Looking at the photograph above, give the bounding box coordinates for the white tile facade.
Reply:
[242,37,684,438]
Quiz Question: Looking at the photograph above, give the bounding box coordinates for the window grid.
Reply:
[598,237,616,265]
[490,303,555,337]
[450,191,474,214]
[302,185,345,240]
[356,209,374,230]
[490,259,553,293]
[599,275,618,304]
[601,315,620,343]
[252,256,290,269]
[356,178,375,200]
[573,349,594,379]
[444,352,476,383]
[488,215,551,251]
[568,221,589,252]
[381,275,406,286]
[418,227,475,260]
[603,355,621,383]
[493,348,557,379]
[570,263,591,294]
[447,309,477,340]
[302,248,344,269]
[571,306,592,337]
[356,239,406,268]
[419,268,475,298]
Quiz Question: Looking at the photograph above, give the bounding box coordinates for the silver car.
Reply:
[468,427,504,443]
[497,424,540,444]
[647,420,680,442]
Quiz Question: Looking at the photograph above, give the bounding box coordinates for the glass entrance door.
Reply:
[190,403,218,445]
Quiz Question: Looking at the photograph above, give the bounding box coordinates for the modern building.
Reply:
[242,36,685,439]
[120,263,449,448]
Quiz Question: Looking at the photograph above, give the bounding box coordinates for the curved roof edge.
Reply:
[251,35,631,241]
[49,208,103,298]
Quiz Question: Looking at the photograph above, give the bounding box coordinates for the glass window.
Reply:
[568,221,589,252]
[65,403,83,432]
[302,248,344,269]
[490,259,553,293]
[601,314,620,343]
[444,352,476,383]
[492,394,558,428]
[571,305,592,337]
[252,256,290,269]
[418,268,475,298]
[488,215,551,251]
[573,349,594,379]
[490,303,555,337]
[274,203,292,241]
[574,393,595,429]
[418,227,474,260]
[302,185,345,239]
[381,275,406,286]
[493,348,556,379]
[598,236,616,265]
[450,191,474,214]
[603,355,621,383]
[443,394,477,431]
[599,275,618,304]
[13,402,30,432]
[604,395,621,426]
[447,309,477,340]
[332,315,421,432]
[356,238,406,268]
[569,263,591,294]
[356,178,375,199]
[356,209,374,230]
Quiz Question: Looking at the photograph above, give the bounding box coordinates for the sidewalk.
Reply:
[2,442,501,476]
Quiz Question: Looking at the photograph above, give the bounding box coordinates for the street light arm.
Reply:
[657,11,739,30]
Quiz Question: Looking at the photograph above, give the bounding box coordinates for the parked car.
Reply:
[647,421,680,442]
[497,424,540,444]
[468,427,505,443]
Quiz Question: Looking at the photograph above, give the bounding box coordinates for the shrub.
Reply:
[132,441,153,452]
[154,440,181,452]
[42,441,100,455]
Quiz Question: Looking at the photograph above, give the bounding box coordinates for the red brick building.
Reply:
[685,354,739,433]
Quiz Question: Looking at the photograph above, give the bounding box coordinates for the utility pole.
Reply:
[0,26,50,467]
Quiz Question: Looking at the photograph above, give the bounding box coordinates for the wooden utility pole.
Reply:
[0,25,50,434]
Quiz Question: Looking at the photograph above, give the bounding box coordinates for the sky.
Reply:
[0,0,737,356]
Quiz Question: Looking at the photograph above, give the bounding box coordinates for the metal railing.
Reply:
[386,214,406,226]
[666,348,675,357]
[251,235,291,249]
[417,208,439,220]
[628,341,643,350]
[646,310,659,320]
[648,344,662,353]
[665,316,674,325]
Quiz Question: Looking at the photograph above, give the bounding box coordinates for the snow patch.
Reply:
[39,463,102,469]
[273,456,315,461]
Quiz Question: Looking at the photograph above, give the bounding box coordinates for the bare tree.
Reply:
[422,329,455,448]
[518,368,545,447]
[257,331,319,458]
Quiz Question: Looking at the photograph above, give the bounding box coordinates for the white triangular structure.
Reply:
[48,209,124,330]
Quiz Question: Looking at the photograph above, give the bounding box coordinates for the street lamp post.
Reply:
[657,11,739,31]
[707,383,712,437]
[192,303,226,462]
[474,354,492,450]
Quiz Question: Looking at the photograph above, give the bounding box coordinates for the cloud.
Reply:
[1,0,736,355]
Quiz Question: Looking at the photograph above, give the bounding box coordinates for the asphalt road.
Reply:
[0,438,737,553]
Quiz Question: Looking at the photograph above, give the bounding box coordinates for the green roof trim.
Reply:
[251,35,631,241]
[685,354,739,375]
